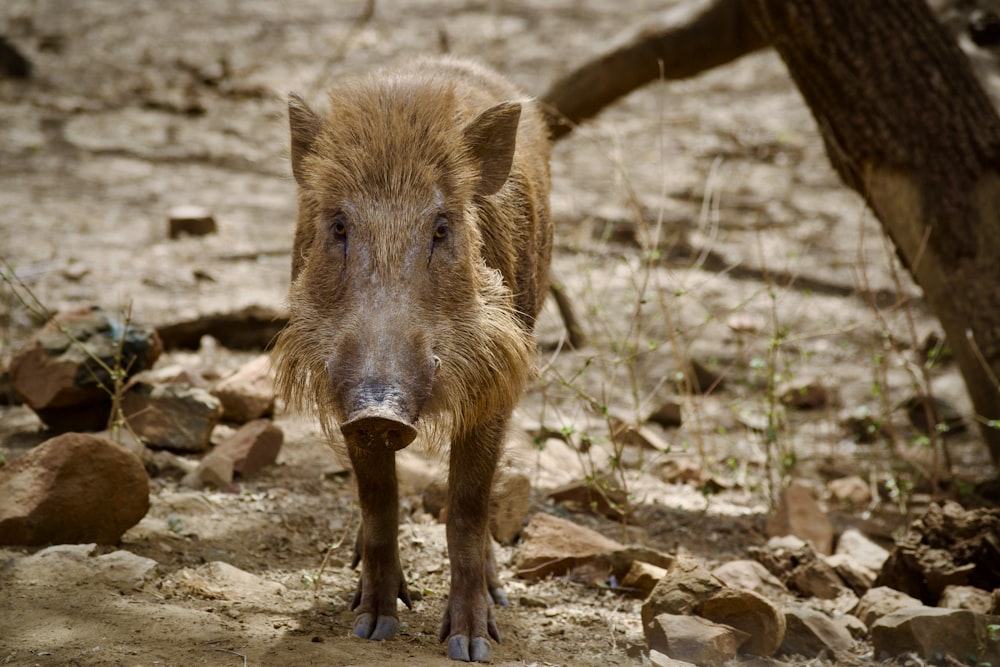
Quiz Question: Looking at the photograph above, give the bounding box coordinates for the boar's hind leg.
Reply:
[440,414,507,662]
[486,542,508,607]
[347,447,412,641]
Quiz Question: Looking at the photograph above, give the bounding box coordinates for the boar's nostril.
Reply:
[341,408,418,451]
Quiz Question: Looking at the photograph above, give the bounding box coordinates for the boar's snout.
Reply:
[340,406,418,451]
[328,332,439,451]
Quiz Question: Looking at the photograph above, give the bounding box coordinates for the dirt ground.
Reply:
[2,1,999,666]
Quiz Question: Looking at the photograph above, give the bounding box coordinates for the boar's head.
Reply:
[273,74,534,452]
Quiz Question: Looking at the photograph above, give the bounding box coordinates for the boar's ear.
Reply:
[289,92,323,186]
[463,101,521,196]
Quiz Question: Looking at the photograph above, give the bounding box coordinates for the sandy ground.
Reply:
[2,1,998,665]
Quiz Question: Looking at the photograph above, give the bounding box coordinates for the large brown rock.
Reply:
[853,586,924,628]
[210,354,275,423]
[696,588,786,657]
[644,613,748,667]
[871,607,1000,664]
[213,418,283,478]
[514,512,623,580]
[9,306,162,432]
[780,607,854,657]
[765,482,835,554]
[641,555,725,625]
[0,433,150,545]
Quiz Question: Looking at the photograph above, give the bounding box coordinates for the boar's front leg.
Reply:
[440,413,507,662]
[348,446,411,641]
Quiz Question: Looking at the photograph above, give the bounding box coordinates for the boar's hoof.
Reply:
[340,408,418,451]
[353,612,399,641]
[447,635,492,662]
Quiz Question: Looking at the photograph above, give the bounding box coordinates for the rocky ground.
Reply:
[2,1,1000,666]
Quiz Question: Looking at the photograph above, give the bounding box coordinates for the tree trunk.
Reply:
[740,0,1000,463]
[540,0,768,139]
[540,0,1000,465]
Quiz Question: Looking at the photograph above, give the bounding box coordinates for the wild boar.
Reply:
[272,56,552,662]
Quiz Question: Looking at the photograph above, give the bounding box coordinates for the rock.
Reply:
[0,36,32,79]
[685,358,723,393]
[840,613,869,640]
[93,550,159,591]
[641,556,724,625]
[696,587,786,656]
[644,613,748,667]
[827,476,872,506]
[136,363,208,387]
[167,561,285,602]
[875,500,1000,603]
[938,585,993,613]
[765,481,835,554]
[871,607,1000,664]
[647,649,696,667]
[0,433,149,545]
[489,468,531,544]
[780,379,833,410]
[725,312,764,335]
[5,544,157,591]
[834,528,890,573]
[210,354,275,423]
[657,458,707,485]
[711,559,789,598]
[212,418,282,478]
[646,400,683,428]
[122,380,222,452]
[421,467,531,545]
[903,394,967,436]
[824,553,876,596]
[753,537,846,599]
[780,607,854,657]
[620,560,667,597]
[182,450,234,489]
[167,205,217,238]
[853,586,924,628]
[608,415,669,452]
[91,426,148,461]
[514,512,623,581]
[9,306,162,432]
[147,449,198,478]
[547,474,630,520]
[422,477,448,521]
[155,305,288,351]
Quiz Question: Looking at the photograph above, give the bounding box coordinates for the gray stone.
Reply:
[852,586,924,628]
[780,607,854,657]
[938,585,993,613]
[834,528,889,573]
[871,607,1000,664]
[123,380,222,452]
[8,306,162,432]
[644,613,748,667]
[711,559,789,598]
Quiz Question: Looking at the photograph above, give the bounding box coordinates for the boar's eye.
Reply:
[326,211,347,243]
[328,211,347,240]
[432,215,449,243]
